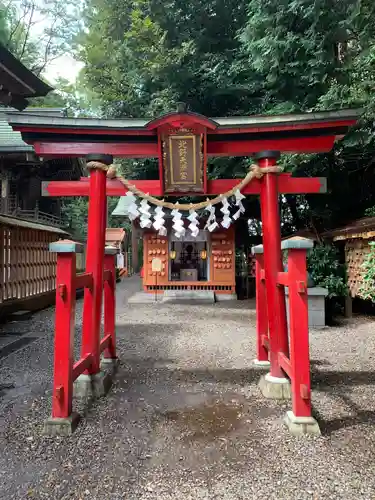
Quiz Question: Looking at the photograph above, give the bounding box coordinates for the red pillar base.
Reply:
[258,373,291,399]
[284,411,321,436]
[43,413,80,436]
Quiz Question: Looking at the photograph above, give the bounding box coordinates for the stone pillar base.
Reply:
[74,371,112,399]
[253,359,271,368]
[100,357,120,374]
[259,373,291,399]
[284,411,321,436]
[43,413,80,436]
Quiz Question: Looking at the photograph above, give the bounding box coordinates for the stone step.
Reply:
[162,290,215,304]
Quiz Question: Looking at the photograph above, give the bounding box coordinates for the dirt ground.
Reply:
[1,276,375,499]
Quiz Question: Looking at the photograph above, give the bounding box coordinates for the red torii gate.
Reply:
[7,106,358,436]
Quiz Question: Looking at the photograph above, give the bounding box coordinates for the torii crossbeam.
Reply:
[41,174,326,197]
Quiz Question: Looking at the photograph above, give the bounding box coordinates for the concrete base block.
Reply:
[284,410,321,436]
[43,412,80,436]
[253,359,271,369]
[259,373,291,399]
[100,357,120,374]
[215,293,238,302]
[74,371,112,399]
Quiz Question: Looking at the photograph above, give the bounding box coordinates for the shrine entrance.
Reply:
[7,105,359,436]
[170,238,209,283]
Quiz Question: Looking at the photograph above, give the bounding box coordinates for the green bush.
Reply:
[307,244,348,298]
[358,242,375,302]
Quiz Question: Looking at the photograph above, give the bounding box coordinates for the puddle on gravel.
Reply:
[164,400,245,441]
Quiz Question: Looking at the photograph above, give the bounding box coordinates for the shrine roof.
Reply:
[6,108,359,132]
[322,217,375,241]
[0,107,66,152]
[6,107,360,157]
[0,45,53,110]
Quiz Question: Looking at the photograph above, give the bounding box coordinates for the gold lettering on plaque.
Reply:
[169,135,197,185]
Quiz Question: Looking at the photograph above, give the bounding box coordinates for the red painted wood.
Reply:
[34,142,158,158]
[75,272,93,290]
[51,252,76,419]
[72,353,94,381]
[278,351,292,378]
[103,253,116,359]
[146,112,218,131]
[255,254,269,363]
[287,248,312,418]
[259,156,289,379]
[261,335,270,350]
[81,169,107,375]
[33,136,336,158]
[42,175,325,198]
[157,134,164,195]
[207,136,336,156]
[103,269,112,283]
[100,333,112,354]
[277,271,289,286]
[203,133,208,193]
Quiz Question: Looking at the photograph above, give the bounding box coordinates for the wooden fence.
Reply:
[0,222,64,304]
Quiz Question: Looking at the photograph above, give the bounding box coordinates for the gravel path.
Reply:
[1,276,375,499]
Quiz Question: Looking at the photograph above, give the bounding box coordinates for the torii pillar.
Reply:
[256,151,291,399]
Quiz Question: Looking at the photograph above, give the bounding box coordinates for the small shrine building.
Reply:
[139,222,236,297]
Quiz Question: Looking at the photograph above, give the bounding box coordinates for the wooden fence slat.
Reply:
[0,225,60,304]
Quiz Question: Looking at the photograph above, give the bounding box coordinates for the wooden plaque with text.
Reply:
[162,132,204,194]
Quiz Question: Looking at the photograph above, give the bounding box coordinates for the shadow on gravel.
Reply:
[317,409,375,435]
[312,369,375,435]
[312,370,375,387]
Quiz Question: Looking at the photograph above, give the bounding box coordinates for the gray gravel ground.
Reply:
[1,276,375,499]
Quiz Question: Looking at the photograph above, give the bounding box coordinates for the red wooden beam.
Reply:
[99,333,112,354]
[42,175,326,197]
[277,272,289,286]
[34,142,158,158]
[33,135,336,158]
[103,269,112,283]
[278,352,292,378]
[75,272,93,290]
[207,136,336,156]
[72,353,94,381]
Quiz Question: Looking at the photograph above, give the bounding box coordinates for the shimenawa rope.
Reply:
[86,161,282,211]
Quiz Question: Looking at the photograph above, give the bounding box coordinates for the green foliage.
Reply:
[0,0,83,76]
[358,242,375,302]
[61,196,130,240]
[364,206,375,217]
[307,244,348,298]
[79,0,250,117]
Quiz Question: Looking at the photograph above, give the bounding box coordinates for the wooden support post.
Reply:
[281,238,321,435]
[81,154,112,375]
[283,239,313,418]
[253,247,270,366]
[49,240,83,419]
[345,295,353,318]
[131,221,139,273]
[257,151,289,379]
[103,246,117,360]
